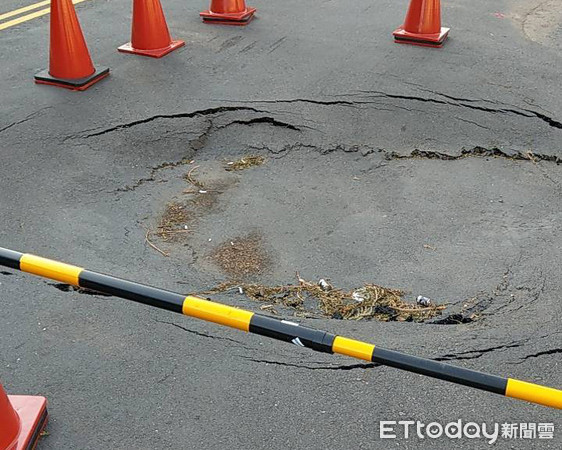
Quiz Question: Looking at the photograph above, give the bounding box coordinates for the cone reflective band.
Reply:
[118,0,185,57]
[1,247,561,410]
[34,0,109,90]
[200,0,256,26]
[393,0,449,47]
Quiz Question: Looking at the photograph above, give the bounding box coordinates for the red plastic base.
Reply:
[200,7,256,26]
[393,26,450,48]
[8,395,48,450]
[118,39,185,58]
[34,67,109,91]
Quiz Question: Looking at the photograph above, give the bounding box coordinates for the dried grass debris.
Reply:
[156,202,191,241]
[210,234,270,278]
[202,274,446,322]
[225,155,265,171]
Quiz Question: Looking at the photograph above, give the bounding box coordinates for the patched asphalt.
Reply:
[0,0,561,449]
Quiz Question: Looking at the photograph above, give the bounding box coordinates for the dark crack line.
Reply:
[0,106,52,134]
[79,106,267,138]
[214,98,370,107]
[156,320,255,350]
[216,116,304,131]
[238,355,380,371]
[454,117,490,130]
[384,147,561,165]
[213,94,562,129]
[415,88,503,106]
[434,342,525,361]
[157,363,178,384]
[518,348,562,361]
[356,90,562,129]
[111,157,193,193]
[111,121,213,193]
[419,88,555,116]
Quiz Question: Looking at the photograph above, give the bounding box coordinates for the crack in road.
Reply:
[355,90,562,130]
[62,94,561,199]
[238,355,380,371]
[155,320,256,351]
[113,157,194,193]
[156,320,561,372]
[157,320,379,371]
[383,146,562,164]
[79,106,268,138]
[513,348,562,364]
[111,121,213,193]
[216,116,303,131]
[434,342,525,361]
[0,106,52,134]
[218,90,562,130]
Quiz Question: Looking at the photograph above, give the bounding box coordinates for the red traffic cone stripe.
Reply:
[393,0,450,47]
[118,0,185,58]
[200,0,256,26]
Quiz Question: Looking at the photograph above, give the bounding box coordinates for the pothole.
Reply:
[201,275,447,322]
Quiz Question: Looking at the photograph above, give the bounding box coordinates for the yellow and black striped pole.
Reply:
[1,247,560,409]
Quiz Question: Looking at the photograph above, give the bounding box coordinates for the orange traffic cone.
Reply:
[118,0,185,58]
[34,0,109,90]
[200,0,256,26]
[0,383,48,450]
[393,0,449,47]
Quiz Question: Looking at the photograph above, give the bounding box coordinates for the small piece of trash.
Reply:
[227,162,234,165]
[184,225,188,230]
[416,295,431,307]
[199,190,207,194]
[238,287,244,294]
[208,238,212,242]
[318,279,332,291]
[352,291,366,302]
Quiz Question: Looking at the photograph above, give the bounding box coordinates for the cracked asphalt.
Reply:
[0,0,561,448]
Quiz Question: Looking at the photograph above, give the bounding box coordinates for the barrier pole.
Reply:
[1,247,560,409]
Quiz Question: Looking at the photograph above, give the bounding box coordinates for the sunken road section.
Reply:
[0,247,561,409]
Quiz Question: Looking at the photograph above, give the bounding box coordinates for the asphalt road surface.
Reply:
[0,0,561,449]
